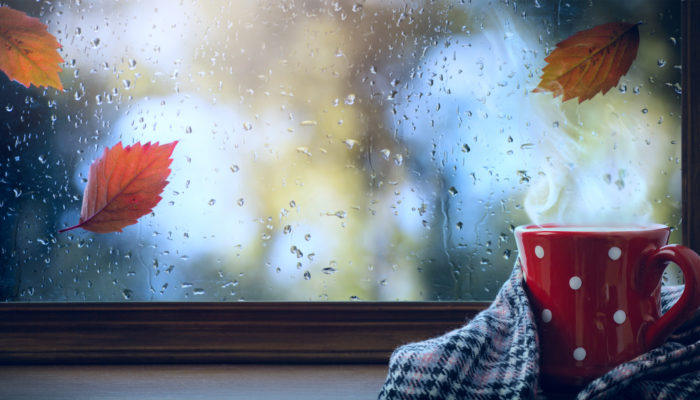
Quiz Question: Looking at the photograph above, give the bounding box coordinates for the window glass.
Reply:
[1,0,682,301]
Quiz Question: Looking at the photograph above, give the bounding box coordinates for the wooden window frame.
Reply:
[1,2,699,365]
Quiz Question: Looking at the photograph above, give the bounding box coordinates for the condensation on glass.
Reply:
[0,1,682,301]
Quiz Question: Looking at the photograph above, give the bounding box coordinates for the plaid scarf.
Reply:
[378,263,700,400]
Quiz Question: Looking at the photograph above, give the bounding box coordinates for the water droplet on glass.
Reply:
[303,271,311,280]
[393,154,403,166]
[641,108,648,114]
[237,198,245,207]
[456,221,463,230]
[208,199,216,206]
[91,38,101,48]
[122,80,131,90]
[619,84,627,93]
[38,155,46,164]
[300,120,317,126]
[352,3,363,12]
[327,210,347,219]
[380,149,391,159]
[95,94,103,105]
[122,289,133,300]
[343,139,359,149]
[193,288,205,295]
[296,146,312,156]
[289,200,297,208]
[230,164,240,173]
[5,104,13,112]
[185,126,192,134]
[344,93,356,105]
[633,86,640,94]
[128,59,137,69]
[242,122,253,131]
[658,59,666,68]
[448,186,458,196]
[304,233,311,241]
[283,225,291,234]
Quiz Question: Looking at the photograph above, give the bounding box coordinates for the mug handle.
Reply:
[642,244,700,349]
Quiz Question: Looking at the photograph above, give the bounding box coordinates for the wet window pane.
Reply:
[1,1,682,301]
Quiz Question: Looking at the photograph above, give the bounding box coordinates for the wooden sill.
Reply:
[0,302,488,364]
[0,364,389,400]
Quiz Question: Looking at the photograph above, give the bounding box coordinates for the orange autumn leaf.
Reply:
[0,6,64,90]
[59,141,178,234]
[533,22,640,103]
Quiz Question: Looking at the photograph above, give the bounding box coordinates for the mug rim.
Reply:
[514,223,669,235]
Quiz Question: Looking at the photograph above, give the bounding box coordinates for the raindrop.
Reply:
[448,186,458,196]
[327,210,347,219]
[185,126,192,134]
[95,94,103,105]
[633,86,640,94]
[296,147,312,156]
[456,221,463,230]
[352,3,363,12]
[283,225,292,234]
[619,84,627,93]
[242,122,253,131]
[657,59,666,68]
[208,199,216,206]
[289,200,297,208]
[122,80,131,90]
[393,154,403,166]
[181,282,193,288]
[38,155,47,164]
[237,198,245,207]
[5,104,13,112]
[379,279,387,286]
[122,289,133,300]
[91,38,101,48]
[303,271,311,280]
[300,120,318,126]
[193,288,205,295]
[380,149,391,159]
[344,93,356,105]
[304,233,311,241]
[230,164,240,173]
[128,59,137,69]
[343,139,359,149]
[641,108,648,114]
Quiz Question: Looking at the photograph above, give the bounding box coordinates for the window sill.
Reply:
[0,364,389,399]
[0,302,488,364]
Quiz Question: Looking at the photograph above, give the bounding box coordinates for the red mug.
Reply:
[515,224,700,386]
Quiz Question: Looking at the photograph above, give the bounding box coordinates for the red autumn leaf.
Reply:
[533,22,640,103]
[0,6,64,90]
[59,141,178,234]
